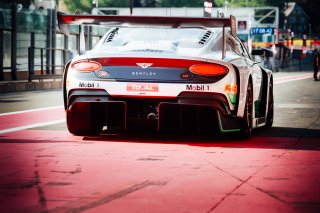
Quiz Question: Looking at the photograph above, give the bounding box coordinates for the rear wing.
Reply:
[57,11,237,58]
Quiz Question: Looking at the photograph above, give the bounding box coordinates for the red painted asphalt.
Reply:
[0,107,64,132]
[0,73,319,212]
[1,129,319,212]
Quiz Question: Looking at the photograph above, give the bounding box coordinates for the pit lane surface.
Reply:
[0,72,319,213]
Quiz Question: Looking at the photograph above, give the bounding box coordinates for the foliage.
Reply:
[60,0,276,12]
[213,0,224,7]
[4,0,319,34]
[62,0,132,13]
[63,0,90,13]
[159,0,203,7]
[214,0,266,7]
[0,0,33,9]
[141,0,159,7]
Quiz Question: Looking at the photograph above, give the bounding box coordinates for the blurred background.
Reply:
[0,0,319,81]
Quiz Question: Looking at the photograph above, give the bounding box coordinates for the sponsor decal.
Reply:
[79,82,94,88]
[136,63,153,69]
[227,94,237,106]
[127,83,159,92]
[224,83,238,106]
[79,82,100,88]
[132,71,156,76]
[186,84,210,91]
[224,83,237,94]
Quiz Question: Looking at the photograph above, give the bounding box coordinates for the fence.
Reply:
[28,44,71,82]
[0,4,51,81]
[0,4,107,82]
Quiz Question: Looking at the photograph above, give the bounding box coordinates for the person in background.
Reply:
[313,48,320,81]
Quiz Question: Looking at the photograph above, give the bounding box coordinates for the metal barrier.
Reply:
[1,5,107,81]
[28,46,71,82]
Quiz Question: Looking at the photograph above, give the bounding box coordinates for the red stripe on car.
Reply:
[92,57,204,68]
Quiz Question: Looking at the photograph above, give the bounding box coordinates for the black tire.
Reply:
[265,79,273,128]
[239,81,253,138]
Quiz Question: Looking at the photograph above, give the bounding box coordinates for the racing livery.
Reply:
[57,12,273,137]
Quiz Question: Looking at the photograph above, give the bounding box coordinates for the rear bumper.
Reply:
[66,89,242,133]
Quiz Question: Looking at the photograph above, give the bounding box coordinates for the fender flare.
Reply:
[236,69,252,118]
[63,61,72,110]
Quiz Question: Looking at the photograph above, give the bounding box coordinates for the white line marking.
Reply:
[0,73,312,134]
[0,106,63,117]
[276,103,319,108]
[0,119,66,134]
[274,73,312,81]
[274,74,312,84]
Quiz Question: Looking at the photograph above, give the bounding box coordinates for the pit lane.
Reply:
[0,72,319,213]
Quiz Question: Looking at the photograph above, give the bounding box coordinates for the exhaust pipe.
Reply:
[147,112,158,120]
[143,105,158,120]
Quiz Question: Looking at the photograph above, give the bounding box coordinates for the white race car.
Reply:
[58,12,273,137]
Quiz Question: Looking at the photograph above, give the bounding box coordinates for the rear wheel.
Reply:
[265,80,273,128]
[239,81,253,138]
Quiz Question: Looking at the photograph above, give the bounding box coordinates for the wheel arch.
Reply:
[63,61,72,110]
[236,72,253,118]
[256,67,270,117]
[266,71,274,114]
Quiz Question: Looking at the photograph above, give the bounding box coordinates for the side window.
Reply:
[226,33,243,56]
[238,38,250,59]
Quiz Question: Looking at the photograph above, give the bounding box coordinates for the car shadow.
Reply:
[254,126,320,138]
[82,126,320,151]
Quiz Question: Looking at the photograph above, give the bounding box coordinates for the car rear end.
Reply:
[58,13,242,135]
[65,55,241,135]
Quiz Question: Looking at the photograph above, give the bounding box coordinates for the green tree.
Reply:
[213,0,223,7]
[62,0,131,13]
[133,0,142,7]
[159,0,203,7]
[0,0,33,9]
[141,0,159,7]
[104,0,131,7]
[63,0,91,13]
[214,0,266,7]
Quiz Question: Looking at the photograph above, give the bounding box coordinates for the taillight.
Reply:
[189,64,228,76]
[71,60,102,72]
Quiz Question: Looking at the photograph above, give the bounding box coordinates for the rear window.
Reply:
[103,28,215,48]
